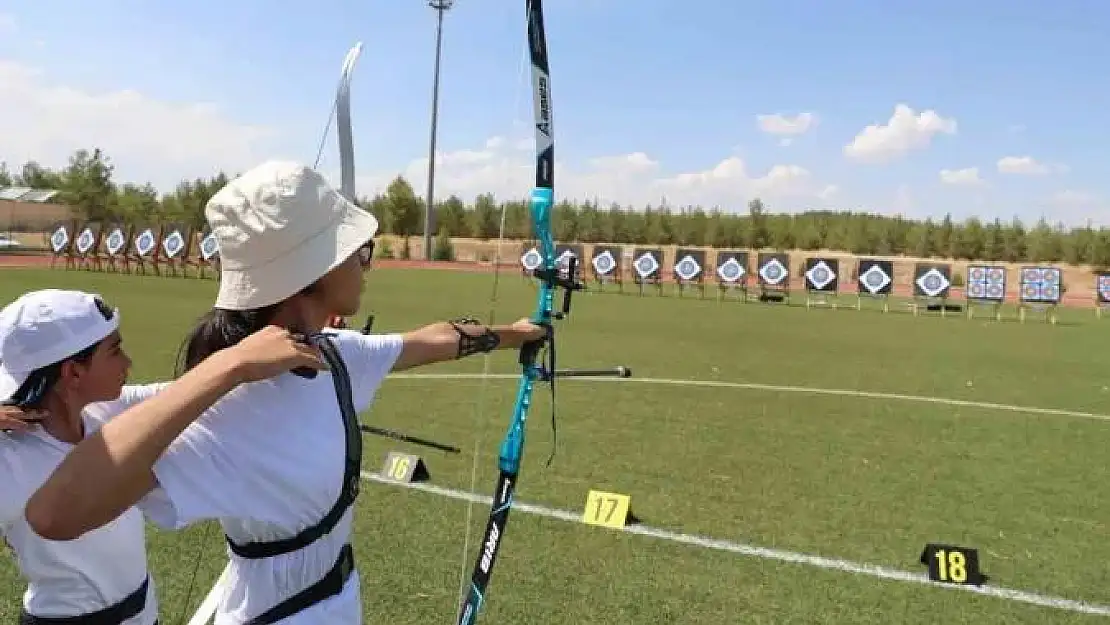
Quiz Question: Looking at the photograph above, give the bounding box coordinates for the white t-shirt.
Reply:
[137,330,405,625]
[0,383,166,624]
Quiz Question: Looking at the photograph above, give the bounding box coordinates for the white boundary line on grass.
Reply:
[187,374,1109,624]
[387,373,1110,423]
[361,470,1110,617]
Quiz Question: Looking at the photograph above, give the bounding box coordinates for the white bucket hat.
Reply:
[205,160,379,310]
[0,289,120,403]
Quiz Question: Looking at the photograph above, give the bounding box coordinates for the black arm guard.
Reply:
[448,317,501,359]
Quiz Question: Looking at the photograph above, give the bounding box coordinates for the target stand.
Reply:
[46,221,76,270]
[910,263,952,317]
[855,259,894,312]
[129,225,162,275]
[631,248,664,297]
[965,265,1006,321]
[673,248,706,298]
[803,257,840,309]
[755,252,791,304]
[195,229,220,279]
[73,222,105,272]
[102,224,131,274]
[1017,266,1061,325]
[713,251,749,302]
[589,245,623,293]
[1093,273,1110,318]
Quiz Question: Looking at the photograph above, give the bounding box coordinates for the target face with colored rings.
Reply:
[634,253,659,278]
[591,251,615,275]
[107,230,125,255]
[716,258,743,282]
[675,255,701,280]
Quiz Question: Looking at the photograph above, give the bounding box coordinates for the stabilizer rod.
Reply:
[550,366,632,378]
[359,423,461,454]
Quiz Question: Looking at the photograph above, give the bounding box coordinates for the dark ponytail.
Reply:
[174,305,280,377]
[173,281,323,377]
[4,342,100,409]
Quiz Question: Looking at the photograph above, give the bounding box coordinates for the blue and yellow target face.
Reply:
[966,265,1006,302]
[1019,266,1061,303]
[1097,274,1110,303]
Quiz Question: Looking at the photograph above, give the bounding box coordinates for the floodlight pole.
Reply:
[424,0,454,261]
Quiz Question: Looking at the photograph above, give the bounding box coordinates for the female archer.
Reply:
[0,288,323,625]
[25,160,545,624]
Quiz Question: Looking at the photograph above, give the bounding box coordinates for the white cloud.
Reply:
[996,155,1056,175]
[358,135,831,212]
[939,167,982,185]
[757,112,817,147]
[756,112,816,135]
[0,59,276,192]
[843,104,957,162]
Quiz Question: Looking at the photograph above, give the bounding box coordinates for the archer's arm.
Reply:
[24,327,325,541]
[391,318,546,372]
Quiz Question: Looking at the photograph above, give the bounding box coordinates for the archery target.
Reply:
[200,231,219,261]
[162,229,186,259]
[105,227,126,256]
[673,249,705,282]
[1098,273,1110,304]
[520,247,542,271]
[966,265,1006,301]
[135,228,156,257]
[715,251,747,283]
[757,253,789,286]
[590,247,618,276]
[913,264,951,298]
[857,259,893,295]
[804,258,838,292]
[76,226,96,256]
[632,249,662,281]
[49,224,69,254]
[1019,266,1062,303]
[554,244,583,277]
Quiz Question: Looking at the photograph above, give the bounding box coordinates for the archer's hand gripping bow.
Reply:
[455,2,631,623]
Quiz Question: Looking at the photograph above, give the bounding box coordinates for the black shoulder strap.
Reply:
[227,334,362,559]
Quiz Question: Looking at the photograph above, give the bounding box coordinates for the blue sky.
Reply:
[0,0,1107,226]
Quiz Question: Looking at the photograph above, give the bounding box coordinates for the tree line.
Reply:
[3,148,1109,268]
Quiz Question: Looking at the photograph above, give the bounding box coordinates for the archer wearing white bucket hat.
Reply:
[207,160,379,311]
[27,160,548,624]
[2,288,324,625]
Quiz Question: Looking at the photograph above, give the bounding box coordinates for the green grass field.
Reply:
[2,266,1110,624]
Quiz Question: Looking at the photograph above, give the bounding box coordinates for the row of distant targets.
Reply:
[521,246,813,290]
[519,246,1067,304]
[50,223,219,262]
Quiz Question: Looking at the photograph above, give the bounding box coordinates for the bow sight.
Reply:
[522,254,633,381]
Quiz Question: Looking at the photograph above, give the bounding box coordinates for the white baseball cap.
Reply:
[0,289,120,403]
[205,160,379,310]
